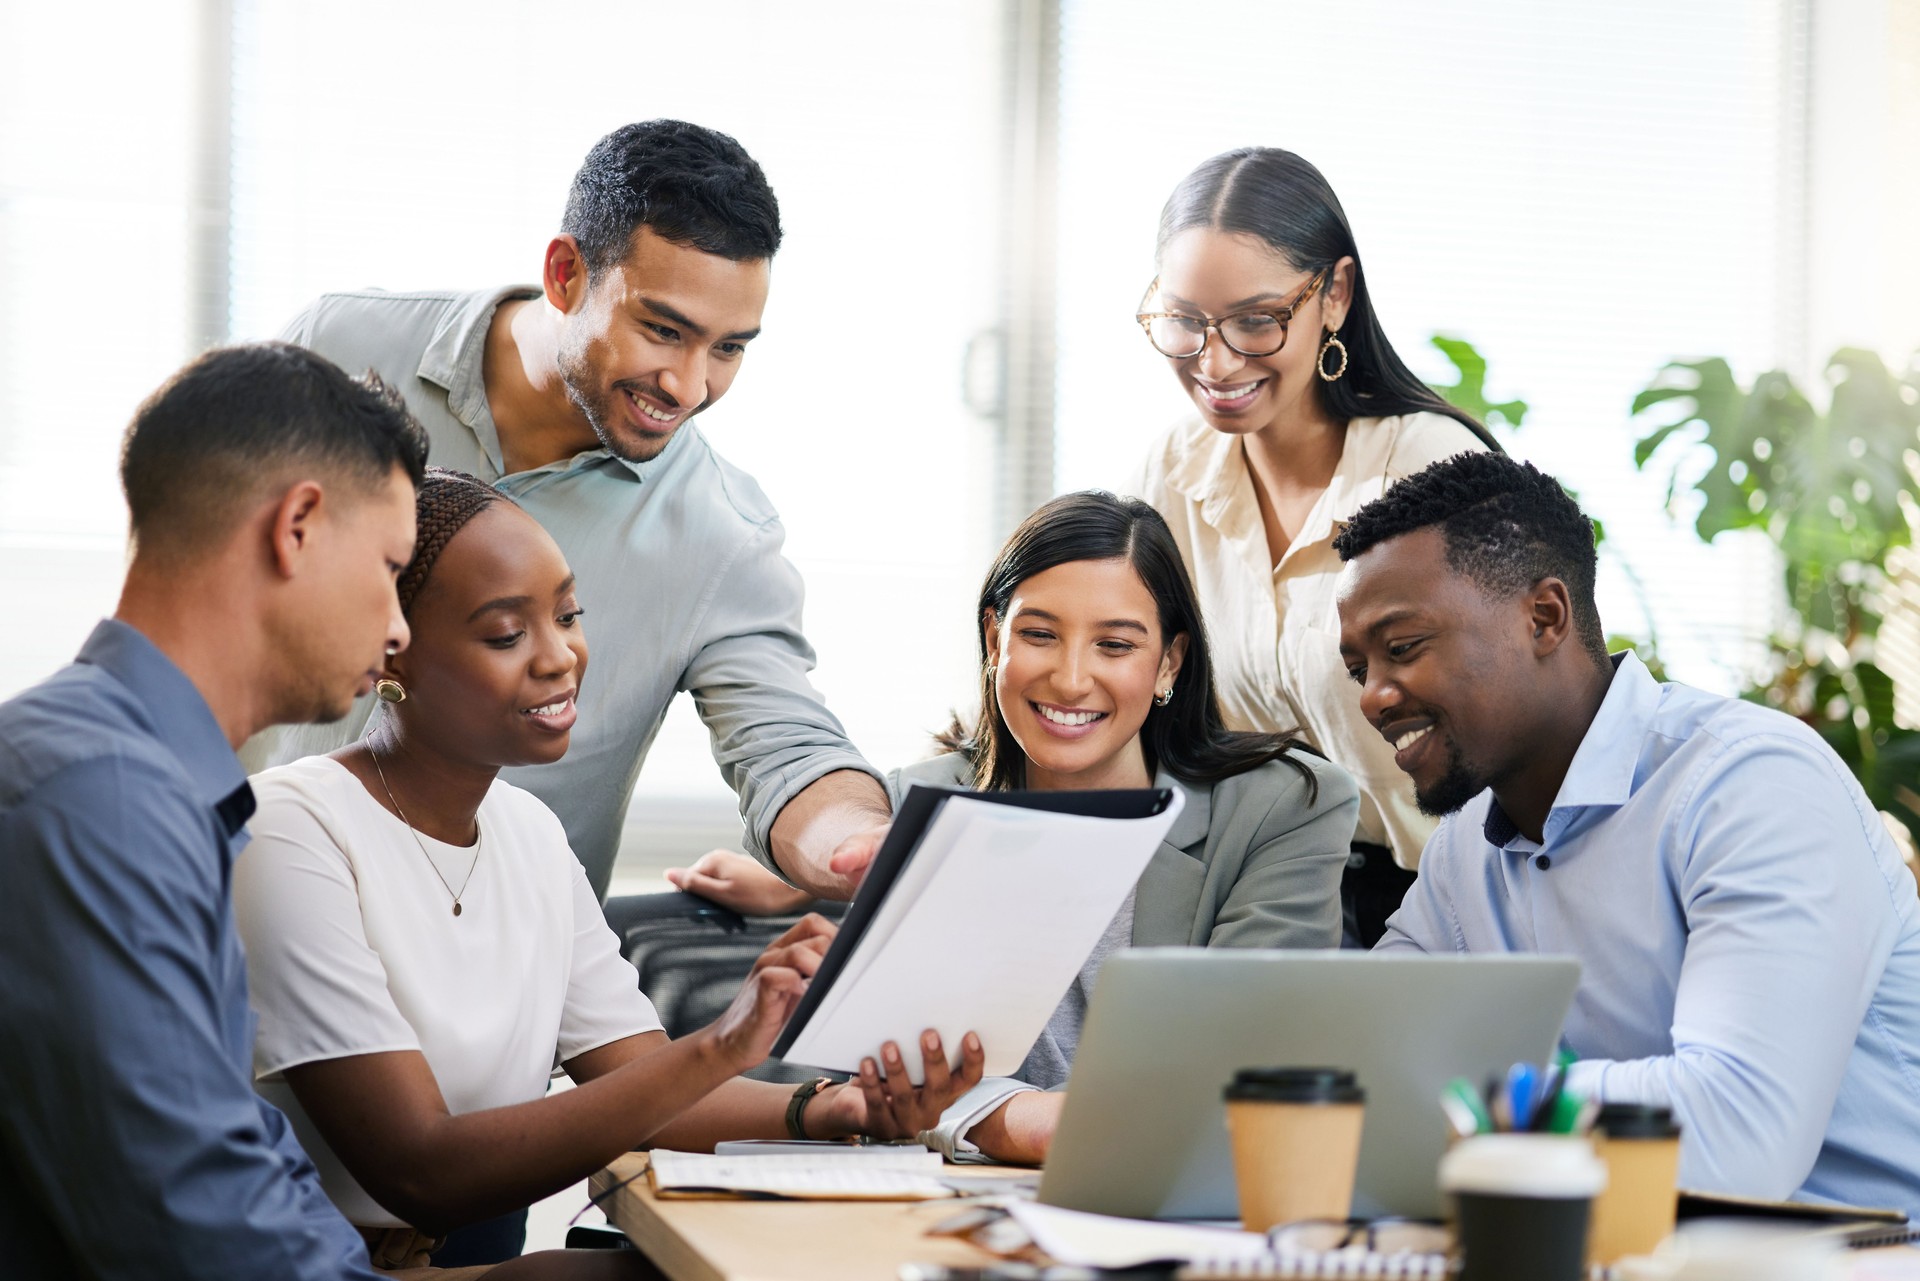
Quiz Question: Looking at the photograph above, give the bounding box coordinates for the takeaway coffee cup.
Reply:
[1440,1134,1607,1281]
[1588,1103,1683,1265]
[1222,1067,1366,1232]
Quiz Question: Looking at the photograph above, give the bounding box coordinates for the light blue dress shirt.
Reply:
[245,287,881,895]
[1380,651,1920,1216]
[0,621,374,1280]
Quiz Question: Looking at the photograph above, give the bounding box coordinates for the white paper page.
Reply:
[1006,1201,1266,1269]
[805,799,979,1031]
[783,790,1183,1080]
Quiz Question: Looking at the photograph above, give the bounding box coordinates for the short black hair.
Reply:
[120,342,429,559]
[1333,452,1609,666]
[561,120,781,279]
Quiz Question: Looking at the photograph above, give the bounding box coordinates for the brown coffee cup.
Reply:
[1587,1103,1682,1265]
[1222,1067,1366,1232]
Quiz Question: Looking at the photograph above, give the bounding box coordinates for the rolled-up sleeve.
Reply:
[0,757,373,1280]
[921,1078,1047,1164]
[684,517,883,865]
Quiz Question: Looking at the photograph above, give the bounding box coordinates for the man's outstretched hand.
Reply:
[826,821,892,887]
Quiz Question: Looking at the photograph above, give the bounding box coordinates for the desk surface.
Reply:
[592,1152,1028,1281]
[594,1154,1920,1281]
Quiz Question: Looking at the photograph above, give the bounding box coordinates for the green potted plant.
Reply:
[1631,349,1920,851]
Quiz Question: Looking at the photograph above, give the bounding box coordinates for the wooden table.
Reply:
[593,1153,1920,1281]
[591,1152,1032,1281]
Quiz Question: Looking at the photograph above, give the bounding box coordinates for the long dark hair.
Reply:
[1157,148,1500,451]
[939,491,1317,795]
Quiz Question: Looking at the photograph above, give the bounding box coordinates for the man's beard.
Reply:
[1411,733,1491,817]
[556,339,691,464]
[562,378,682,464]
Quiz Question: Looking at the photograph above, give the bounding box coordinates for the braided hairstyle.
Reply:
[396,468,517,615]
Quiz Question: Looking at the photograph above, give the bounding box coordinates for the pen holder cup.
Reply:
[1587,1104,1682,1266]
[1440,1134,1606,1281]
[1222,1067,1365,1232]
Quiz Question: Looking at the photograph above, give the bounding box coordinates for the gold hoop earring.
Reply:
[374,678,408,704]
[1317,331,1348,382]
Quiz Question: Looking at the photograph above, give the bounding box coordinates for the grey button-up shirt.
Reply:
[0,620,376,1280]
[245,287,880,895]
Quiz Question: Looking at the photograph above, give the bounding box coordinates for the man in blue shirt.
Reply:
[1334,451,1920,1216]
[0,345,436,1278]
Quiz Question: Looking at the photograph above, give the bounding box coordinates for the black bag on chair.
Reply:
[602,890,849,1085]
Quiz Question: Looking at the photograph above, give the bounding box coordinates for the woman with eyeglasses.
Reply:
[231,470,980,1275]
[1129,148,1499,946]
[670,490,1357,1164]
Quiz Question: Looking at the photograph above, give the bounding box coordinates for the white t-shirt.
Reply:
[233,756,661,1227]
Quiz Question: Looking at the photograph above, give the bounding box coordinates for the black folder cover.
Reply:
[770,783,1174,1062]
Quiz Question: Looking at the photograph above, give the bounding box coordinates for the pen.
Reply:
[1485,1073,1511,1132]
[1505,1061,1541,1132]
[1529,1067,1566,1133]
[1440,1078,1491,1138]
[1542,1086,1587,1135]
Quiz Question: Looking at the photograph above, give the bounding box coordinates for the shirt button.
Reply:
[1535,855,1552,870]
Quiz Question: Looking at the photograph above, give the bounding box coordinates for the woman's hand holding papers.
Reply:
[807,1029,988,1142]
[701,914,838,1071]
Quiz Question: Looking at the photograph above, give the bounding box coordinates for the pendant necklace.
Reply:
[368,743,480,917]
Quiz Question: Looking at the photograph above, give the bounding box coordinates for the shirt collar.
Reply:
[1161,418,1253,533]
[1481,650,1656,847]
[415,285,542,478]
[76,620,254,836]
[1159,413,1401,550]
[417,285,678,486]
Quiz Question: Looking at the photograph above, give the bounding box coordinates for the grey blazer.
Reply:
[887,749,1358,951]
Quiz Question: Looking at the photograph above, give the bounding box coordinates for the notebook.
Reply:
[644,1148,953,1201]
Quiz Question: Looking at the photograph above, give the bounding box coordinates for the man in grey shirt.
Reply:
[247,120,887,899]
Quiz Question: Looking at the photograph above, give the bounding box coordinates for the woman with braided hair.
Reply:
[233,469,982,1274]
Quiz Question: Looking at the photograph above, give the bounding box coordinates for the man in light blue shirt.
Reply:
[246,120,888,900]
[1334,451,1920,1216]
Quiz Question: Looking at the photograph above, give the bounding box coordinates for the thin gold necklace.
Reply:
[365,730,480,917]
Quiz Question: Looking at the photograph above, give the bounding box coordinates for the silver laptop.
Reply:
[1037,949,1580,1220]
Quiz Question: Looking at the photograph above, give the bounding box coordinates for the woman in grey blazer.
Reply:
[671,491,1357,1163]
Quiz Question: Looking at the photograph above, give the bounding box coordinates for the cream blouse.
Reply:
[1130,411,1488,869]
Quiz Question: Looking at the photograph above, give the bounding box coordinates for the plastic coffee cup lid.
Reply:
[1439,1134,1608,1198]
[1596,1103,1682,1139]
[1223,1067,1364,1104]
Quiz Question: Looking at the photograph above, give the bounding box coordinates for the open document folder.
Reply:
[772,783,1183,1082]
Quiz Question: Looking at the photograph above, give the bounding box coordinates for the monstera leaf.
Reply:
[1632,350,1920,637]
[1429,334,1529,432]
